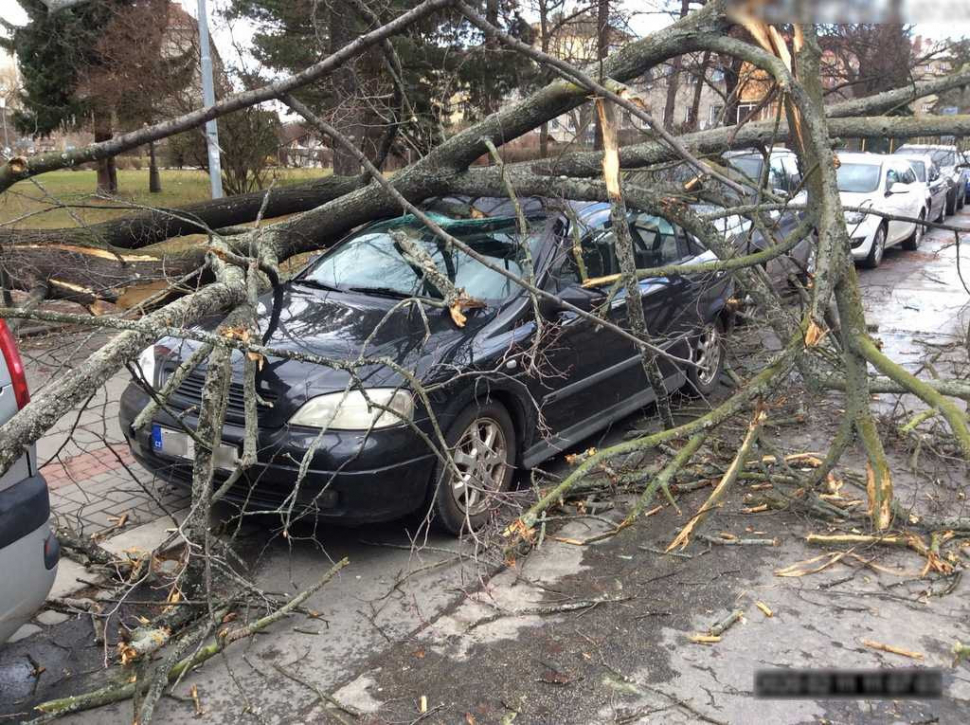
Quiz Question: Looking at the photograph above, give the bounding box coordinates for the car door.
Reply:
[615,214,694,385]
[536,217,642,436]
[536,213,686,437]
[883,165,911,244]
[928,162,947,217]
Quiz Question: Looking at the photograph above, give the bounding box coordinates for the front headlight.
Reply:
[289,389,414,430]
[135,345,157,388]
[844,210,868,225]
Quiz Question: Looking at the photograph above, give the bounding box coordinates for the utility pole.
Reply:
[0,98,9,155]
[197,0,223,199]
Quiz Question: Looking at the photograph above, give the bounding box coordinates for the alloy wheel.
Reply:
[694,324,722,387]
[872,228,885,265]
[450,417,508,515]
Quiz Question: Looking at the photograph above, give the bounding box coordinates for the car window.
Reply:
[768,156,790,191]
[631,216,689,267]
[727,156,763,183]
[931,150,956,167]
[558,215,690,285]
[836,162,881,193]
[906,160,926,182]
[899,166,917,184]
[886,168,900,187]
[781,156,801,189]
[929,163,939,181]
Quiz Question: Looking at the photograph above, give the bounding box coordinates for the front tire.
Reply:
[684,319,725,397]
[862,224,886,269]
[902,211,924,251]
[429,401,516,535]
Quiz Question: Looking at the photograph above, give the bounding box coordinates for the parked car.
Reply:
[0,320,58,645]
[119,198,735,534]
[630,149,809,287]
[836,152,926,268]
[892,151,948,224]
[895,144,968,215]
[724,147,806,204]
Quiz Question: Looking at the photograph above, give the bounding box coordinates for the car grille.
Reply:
[166,370,279,425]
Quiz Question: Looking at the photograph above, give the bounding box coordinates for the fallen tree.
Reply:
[1,1,968,721]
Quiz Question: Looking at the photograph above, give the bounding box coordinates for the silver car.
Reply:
[0,319,58,644]
[895,144,968,216]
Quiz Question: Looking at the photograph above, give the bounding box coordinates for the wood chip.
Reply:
[689,634,722,644]
[775,551,848,577]
[755,601,773,617]
[862,639,924,660]
[742,504,769,514]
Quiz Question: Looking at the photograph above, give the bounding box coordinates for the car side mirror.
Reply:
[886,182,911,196]
[542,283,605,317]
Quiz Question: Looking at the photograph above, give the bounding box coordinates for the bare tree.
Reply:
[1,2,969,720]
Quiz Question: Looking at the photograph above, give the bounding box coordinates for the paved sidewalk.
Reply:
[21,331,189,537]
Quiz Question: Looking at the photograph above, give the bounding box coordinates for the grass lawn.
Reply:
[0,167,328,230]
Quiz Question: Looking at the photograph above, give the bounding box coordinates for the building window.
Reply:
[736,103,759,123]
[708,105,724,127]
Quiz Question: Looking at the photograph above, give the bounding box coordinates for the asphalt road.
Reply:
[1,209,968,724]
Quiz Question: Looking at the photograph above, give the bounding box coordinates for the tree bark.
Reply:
[662,0,692,131]
[94,109,117,195]
[688,51,711,130]
[593,0,610,150]
[329,6,362,176]
[148,141,161,193]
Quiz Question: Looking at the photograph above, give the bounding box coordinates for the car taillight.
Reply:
[0,319,30,409]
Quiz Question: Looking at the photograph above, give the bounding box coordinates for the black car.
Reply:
[119,198,734,534]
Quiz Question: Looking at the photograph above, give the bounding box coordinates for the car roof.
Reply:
[835,152,888,165]
[897,143,958,151]
[723,147,796,158]
[893,151,935,164]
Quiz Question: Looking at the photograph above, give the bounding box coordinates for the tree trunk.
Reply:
[538,2,551,158]
[688,51,711,131]
[329,7,362,176]
[662,0,692,131]
[722,53,744,126]
[593,0,610,150]
[148,141,161,193]
[94,110,117,195]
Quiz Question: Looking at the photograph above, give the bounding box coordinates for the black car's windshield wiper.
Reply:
[347,286,419,300]
[294,278,342,293]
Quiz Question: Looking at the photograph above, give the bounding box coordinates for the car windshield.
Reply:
[302,215,544,302]
[931,150,956,167]
[904,160,926,181]
[836,163,881,193]
[727,156,763,182]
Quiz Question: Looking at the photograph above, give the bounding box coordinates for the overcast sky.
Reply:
[1,0,967,67]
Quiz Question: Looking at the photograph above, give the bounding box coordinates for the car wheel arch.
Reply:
[434,377,535,465]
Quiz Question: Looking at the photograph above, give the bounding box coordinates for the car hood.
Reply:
[171,283,497,405]
[838,191,879,212]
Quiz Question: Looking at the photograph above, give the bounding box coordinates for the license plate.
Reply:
[152,425,238,470]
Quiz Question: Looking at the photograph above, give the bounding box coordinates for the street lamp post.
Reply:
[39,0,224,199]
[197,0,223,199]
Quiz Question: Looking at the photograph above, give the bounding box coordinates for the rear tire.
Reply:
[861,224,886,269]
[684,319,725,397]
[902,211,924,251]
[429,401,516,535]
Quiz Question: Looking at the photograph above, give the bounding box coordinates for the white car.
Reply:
[837,153,927,269]
[0,320,58,644]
